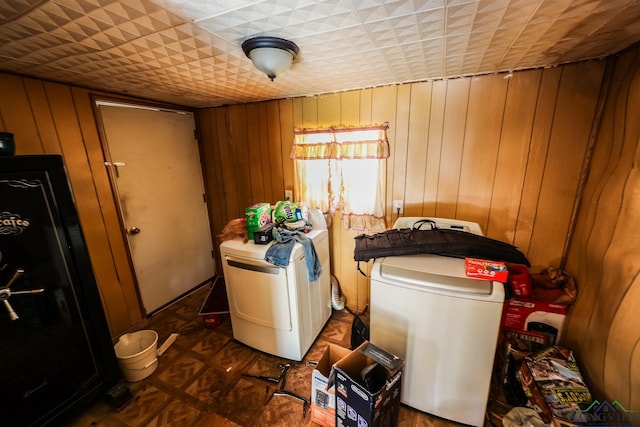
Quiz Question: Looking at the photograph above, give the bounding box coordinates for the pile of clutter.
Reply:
[492,266,594,427]
[218,200,326,244]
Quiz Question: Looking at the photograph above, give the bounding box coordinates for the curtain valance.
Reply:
[291,125,389,160]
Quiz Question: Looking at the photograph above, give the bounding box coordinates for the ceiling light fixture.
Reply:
[242,36,299,81]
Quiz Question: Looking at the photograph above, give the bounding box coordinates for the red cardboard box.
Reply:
[465,258,508,282]
[501,298,568,344]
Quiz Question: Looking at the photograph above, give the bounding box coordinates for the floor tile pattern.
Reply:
[62,284,474,427]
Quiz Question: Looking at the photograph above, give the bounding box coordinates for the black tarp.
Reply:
[354,221,530,267]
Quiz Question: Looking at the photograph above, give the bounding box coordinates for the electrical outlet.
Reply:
[284,190,293,201]
[393,200,404,214]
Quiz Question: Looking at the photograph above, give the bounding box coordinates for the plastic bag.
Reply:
[530,267,577,305]
[218,218,248,243]
[502,407,548,427]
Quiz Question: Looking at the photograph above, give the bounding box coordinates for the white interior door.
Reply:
[97,102,215,314]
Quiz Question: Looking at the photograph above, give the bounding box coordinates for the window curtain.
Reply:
[292,125,389,232]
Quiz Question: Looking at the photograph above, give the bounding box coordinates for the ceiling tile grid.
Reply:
[0,0,638,107]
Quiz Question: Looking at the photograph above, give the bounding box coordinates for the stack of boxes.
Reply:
[500,266,569,355]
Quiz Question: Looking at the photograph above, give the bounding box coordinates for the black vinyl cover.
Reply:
[353,225,530,267]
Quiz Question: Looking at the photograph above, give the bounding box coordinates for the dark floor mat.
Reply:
[199,276,230,314]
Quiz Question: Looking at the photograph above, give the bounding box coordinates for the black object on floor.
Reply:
[243,363,309,417]
[106,382,133,409]
[351,315,370,349]
[199,276,230,314]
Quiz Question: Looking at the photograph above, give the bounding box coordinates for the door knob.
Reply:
[129,226,141,235]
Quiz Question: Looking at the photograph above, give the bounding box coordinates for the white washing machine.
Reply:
[219,229,331,361]
[369,217,504,427]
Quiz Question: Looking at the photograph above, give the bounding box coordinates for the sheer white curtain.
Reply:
[292,125,389,232]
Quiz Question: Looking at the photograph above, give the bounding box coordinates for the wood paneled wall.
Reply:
[563,46,640,408]
[3,52,635,408]
[0,73,142,336]
[197,60,607,312]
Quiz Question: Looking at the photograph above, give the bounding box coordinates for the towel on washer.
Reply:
[265,227,322,282]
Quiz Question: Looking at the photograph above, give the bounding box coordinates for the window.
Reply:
[292,124,389,232]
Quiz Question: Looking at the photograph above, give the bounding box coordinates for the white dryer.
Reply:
[369,217,504,427]
[219,229,331,361]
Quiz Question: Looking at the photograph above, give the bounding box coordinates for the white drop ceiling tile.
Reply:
[510,20,556,46]
[95,2,139,25]
[298,28,375,61]
[53,0,105,15]
[382,50,412,67]
[549,0,602,21]
[385,13,425,38]
[404,39,446,60]
[353,0,444,22]
[68,14,106,39]
[481,45,510,64]
[101,1,161,24]
[498,0,541,26]
[301,22,370,46]
[0,0,33,22]
[445,60,465,76]
[0,22,32,43]
[477,0,511,13]
[473,2,512,33]
[462,50,486,62]
[472,11,508,33]
[102,25,147,45]
[153,0,264,22]
[446,1,480,25]
[16,15,61,37]
[0,37,34,59]
[461,62,483,75]
[365,19,417,46]
[43,2,86,27]
[197,0,360,41]
[465,37,492,56]
[446,0,479,6]
[418,19,446,40]
[400,8,446,40]
[526,1,580,25]
[1,0,638,107]
[487,24,521,43]
[8,34,61,57]
[445,33,472,56]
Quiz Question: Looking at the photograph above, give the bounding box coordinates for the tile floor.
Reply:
[61,284,490,427]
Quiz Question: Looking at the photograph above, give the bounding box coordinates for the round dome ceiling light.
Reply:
[242,36,299,81]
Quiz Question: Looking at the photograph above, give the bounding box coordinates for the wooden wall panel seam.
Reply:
[560,59,614,271]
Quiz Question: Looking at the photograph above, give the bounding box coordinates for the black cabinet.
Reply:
[0,155,120,426]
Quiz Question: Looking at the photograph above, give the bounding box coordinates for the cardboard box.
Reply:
[519,346,592,426]
[332,341,404,427]
[311,344,351,427]
[465,257,508,282]
[245,203,271,240]
[501,297,568,344]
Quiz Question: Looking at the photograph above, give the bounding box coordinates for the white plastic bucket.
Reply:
[114,330,159,382]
